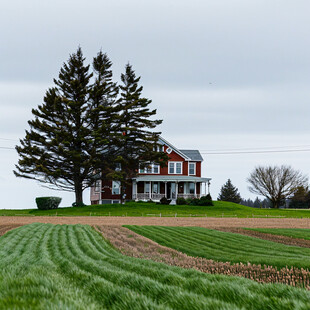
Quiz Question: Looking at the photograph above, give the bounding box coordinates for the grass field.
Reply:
[1,224,310,309]
[2,201,310,218]
[246,228,310,240]
[126,226,310,269]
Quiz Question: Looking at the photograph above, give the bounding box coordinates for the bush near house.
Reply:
[35,197,61,210]
[160,197,171,205]
[176,195,213,206]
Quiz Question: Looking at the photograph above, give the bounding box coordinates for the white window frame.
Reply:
[188,162,196,176]
[139,163,160,174]
[152,182,160,194]
[189,182,195,194]
[144,182,150,193]
[94,180,101,193]
[168,162,183,174]
[112,181,120,195]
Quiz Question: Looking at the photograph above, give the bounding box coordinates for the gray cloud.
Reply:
[1,0,310,208]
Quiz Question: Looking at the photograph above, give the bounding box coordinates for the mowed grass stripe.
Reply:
[44,225,308,310]
[245,228,310,240]
[126,225,310,269]
[1,224,310,309]
[57,226,223,309]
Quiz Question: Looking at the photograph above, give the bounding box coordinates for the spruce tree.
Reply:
[14,49,166,205]
[14,48,118,206]
[114,64,167,201]
[218,179,241,203]
[88,51,120,173]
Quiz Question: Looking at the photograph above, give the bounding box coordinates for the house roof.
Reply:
[179,150,203,161]
[159,136,203,162]
[134,175,211,183]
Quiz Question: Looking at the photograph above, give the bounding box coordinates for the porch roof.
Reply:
[133,175,211,183]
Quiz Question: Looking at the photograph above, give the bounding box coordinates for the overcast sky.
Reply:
[1,0,310,209]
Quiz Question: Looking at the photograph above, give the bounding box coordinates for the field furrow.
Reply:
[1,223,310,309]
[125,225,310,269]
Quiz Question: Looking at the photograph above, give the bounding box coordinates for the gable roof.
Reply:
[179,150,203,161]
[158,136,203,162]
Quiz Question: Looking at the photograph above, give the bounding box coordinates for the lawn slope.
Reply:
[1,224,310,309]
[126,225,310,269]
[2,201,310,217]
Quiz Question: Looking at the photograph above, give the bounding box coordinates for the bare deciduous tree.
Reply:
[247,165,308,208]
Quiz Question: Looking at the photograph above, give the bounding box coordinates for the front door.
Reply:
[170,182,176,199]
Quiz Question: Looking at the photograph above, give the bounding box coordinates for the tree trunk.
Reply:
[74,181,84,206]
[273,200,279,209]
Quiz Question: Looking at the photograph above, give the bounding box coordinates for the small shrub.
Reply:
[160,197,171,205]
[190,196,213,206]
[198,196,213,206]
[72,202,86,207]
[36,197,61,210]
[176,197,187,205]
[205,194,212,200]
[185,198,193,205]
[190,198,200,206]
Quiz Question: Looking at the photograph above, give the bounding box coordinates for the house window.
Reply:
[94,180,101,193]
[139,164,160,174]
[152,182,159,194]
[189,163,196,175]
[112,181,120,195]
[115,163,121,171]
[168,162,183,174]
[157,145,164,152]
[189,182,195,194]
[145,182,150,193]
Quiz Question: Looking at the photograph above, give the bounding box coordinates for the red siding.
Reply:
[100,180,132,200]
[139,144,202,177]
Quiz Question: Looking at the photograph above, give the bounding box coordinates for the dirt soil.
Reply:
[2,216,310,228]
[0,224,21,236]
[216,227,310,248]
[96,225,310,288]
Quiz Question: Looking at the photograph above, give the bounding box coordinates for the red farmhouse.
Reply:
[90,137,211,204]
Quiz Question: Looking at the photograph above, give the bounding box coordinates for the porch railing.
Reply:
[134,193,165,201]
[134,193,201,201]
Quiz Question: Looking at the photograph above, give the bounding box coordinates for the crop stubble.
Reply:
[96,225,310,289]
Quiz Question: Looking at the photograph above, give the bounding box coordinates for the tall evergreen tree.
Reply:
[14,48,121,205]
[218,179,241,203]
[88,51,120,174]
[113,64,167,201]
[14,49,166,205]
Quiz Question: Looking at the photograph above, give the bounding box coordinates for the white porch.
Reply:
[132,175,211,202]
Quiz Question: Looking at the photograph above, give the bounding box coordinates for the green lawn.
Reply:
[245,228,310,240]
[1,224,310,309]
[2,201,310,217]
[125,225,310,269]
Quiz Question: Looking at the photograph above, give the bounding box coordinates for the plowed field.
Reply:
[2,216,310,228]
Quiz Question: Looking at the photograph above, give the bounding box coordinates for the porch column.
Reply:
[149,181,152,200]
[132,180,137,201]
[164,182,167,197]
[176,182,178,199]
[135,181,138,200]
[194,181,197,197]
[205,182,207,196]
